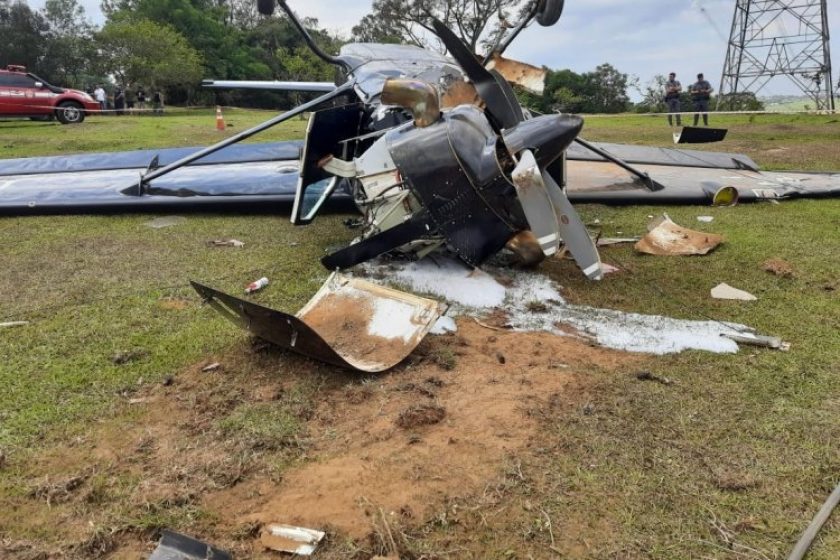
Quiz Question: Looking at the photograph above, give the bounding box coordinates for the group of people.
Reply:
[91,85,165,115]
[663,72,714,127]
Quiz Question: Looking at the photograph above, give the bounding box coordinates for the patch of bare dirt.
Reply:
[2,321,640,558]
[761,258,795,278]
[206,321,636,541]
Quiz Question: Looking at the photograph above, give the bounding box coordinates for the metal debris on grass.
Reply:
[635,214,723,256]
[260,524,325,556]
[245,277,269,294]
[192,272,444,372]
[711,283,758,301]
[149,530,232,560]
[209,239,245,248]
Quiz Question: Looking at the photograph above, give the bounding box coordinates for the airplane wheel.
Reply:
[257,0,275,16]
[536,0,564,26]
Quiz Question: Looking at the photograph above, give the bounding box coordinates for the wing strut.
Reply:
[122,81,355,196]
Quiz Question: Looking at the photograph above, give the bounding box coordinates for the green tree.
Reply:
[96,19,203,89]
[0,0,50,71]
[352,0,524,52]
[42,0,97,87]
[582,63,630,113]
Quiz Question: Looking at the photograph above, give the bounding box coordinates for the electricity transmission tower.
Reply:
[718,0,835,111]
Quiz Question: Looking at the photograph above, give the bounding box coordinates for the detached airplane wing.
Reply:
[201,79,336,92]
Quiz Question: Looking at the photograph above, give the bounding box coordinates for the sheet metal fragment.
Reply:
[485,52,547,94]
[711,283,757,301]
[635,215,723,256]
[260,524,325,556]
[149,530,232,560]
[192,273,444,372]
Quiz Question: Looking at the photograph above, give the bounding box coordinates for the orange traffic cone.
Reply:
[215,105,225,131]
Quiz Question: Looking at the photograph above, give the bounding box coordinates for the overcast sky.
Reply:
[25,0,840,98]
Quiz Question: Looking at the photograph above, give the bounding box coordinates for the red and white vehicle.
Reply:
[0,65,100,124]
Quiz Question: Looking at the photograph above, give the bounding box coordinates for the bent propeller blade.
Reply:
[511,149,560,257]
[541,170,604,280]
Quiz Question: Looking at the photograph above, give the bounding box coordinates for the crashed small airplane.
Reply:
[1,0,837,371]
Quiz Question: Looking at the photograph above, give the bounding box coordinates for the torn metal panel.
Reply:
[635,215,723,256]
[149,530,232,560]
[260,524,325,556]
[191,273,444,373]
[486,52,546,94]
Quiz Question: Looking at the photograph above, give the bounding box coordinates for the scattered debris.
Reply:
[711,283,758,301]
[635,214,723,256]
[161,376,174,386]
[127,398,147,405]
[601,263,622,275]
[209,239,245,248]
[193,272,443,372]
[596,237,639,246]
[697,216,715,223]
[149,530,232,560]
[722,333,790,351]
[635,371,674,385]
[260,524,325,556]
[145,216,186,229]
[0,321,28,329]
[396,404,446,429]
[0,449,5,469]
[110,349,149,365]
[762,258,795,278]
[201,362,222,372]
[245,277,269,294]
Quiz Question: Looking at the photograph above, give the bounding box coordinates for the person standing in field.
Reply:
[690,73,713,126]
[152,89,164,115]
[664,72,682,126]
[136,87,146,111]
[93,85,106,112]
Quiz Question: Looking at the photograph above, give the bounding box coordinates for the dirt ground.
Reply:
[0,320,639,559]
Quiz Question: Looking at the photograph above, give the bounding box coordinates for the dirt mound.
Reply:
[4,320,639,557]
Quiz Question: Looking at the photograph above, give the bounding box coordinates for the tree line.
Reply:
[1,0,761,112]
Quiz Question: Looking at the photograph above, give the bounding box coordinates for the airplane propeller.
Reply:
[432,19,603,280]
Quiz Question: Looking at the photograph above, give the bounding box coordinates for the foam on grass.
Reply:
[362,257,753,355]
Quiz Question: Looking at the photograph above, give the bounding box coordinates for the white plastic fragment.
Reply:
[209,239,245,247]
[697,216,715,223]
[260,524,325,556]
[0,321,29,329]
[711,283,758,301]
[201,362,221,372]
[245,277,269,294]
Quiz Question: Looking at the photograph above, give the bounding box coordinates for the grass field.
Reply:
[0,110,839,559]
